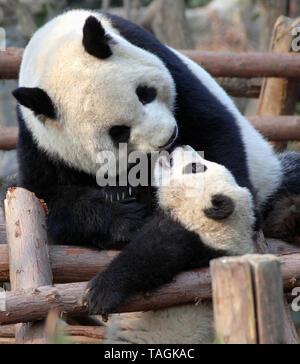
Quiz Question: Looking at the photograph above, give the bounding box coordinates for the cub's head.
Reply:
[154,146,255,255]
[13,11,177,177]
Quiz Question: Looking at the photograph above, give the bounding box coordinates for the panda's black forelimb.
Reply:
[84,213,227,316]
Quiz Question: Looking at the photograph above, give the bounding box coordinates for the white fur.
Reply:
[156,146,255,255]
[105,147,254,344]
[169,48,283,208]
[19,10,177,176]
[104,304,214,344]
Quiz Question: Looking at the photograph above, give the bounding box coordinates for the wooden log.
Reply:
[0,251,299,326]
[181,50,300,78]
[255,231,299,345]
[248,116,300,141]
[2,116,300,153]
[0,48,23,80]
[0,239,298,284]
[211,257,257,344]
[5,188,53,344]
[0,325,105,341]
[257,16,300,152]
[0,127,18,151]
[3,48,300,80]
[211,255,286,344]
[0,268,212,325]
[247,255,285,344]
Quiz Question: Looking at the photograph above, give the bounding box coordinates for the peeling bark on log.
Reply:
[0,252,298,326]
[3,48,300,80]
[0,240,298,284]
[0,127,18,151]
[0,269,212,325]
[0,244,118,283]
[5,188,53,344]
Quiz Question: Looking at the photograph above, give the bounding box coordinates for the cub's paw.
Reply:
[83,273,127,318]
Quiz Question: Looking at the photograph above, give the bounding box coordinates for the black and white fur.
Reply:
[102,146,255,344]
[11,10,300,315]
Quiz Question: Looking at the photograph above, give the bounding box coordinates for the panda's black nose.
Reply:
[159,127,178,149]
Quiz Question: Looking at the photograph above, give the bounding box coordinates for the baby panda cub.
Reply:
[89,146,255,344]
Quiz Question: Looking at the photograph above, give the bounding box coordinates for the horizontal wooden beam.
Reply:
[0,244,118,284]
[0,236,299,284]
[182,50,300,78]
[0,48,23,80]
[2,48,300,80]
[1,116,300,153]
[0,127,18,151]
[0,252,298,325]
[248,116,300,141]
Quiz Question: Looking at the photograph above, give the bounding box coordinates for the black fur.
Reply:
[17,14,261,311]
[105,13,253,193]
[17,109,150,249]
[83,16,113,59]
[12,87,56,120]
[263,152,300,219]
[84,213,227,315]
[109,126,131,146]
[204,194,235,220]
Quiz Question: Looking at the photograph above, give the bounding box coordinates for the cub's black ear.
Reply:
[83,16,113,59]
[12,87,56,120]
[204,194,235,220]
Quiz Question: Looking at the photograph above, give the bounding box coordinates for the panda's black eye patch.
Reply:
[109,125,131,145]
[183,163,207,174]
[136,86,157,105]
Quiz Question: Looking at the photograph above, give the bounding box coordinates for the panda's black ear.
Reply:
[83,16,113,59]
[12,87,56,120]
[204,194,235,220]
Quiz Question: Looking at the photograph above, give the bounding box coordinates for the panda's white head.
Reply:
[13,10,177,177]
[155,146,255,255]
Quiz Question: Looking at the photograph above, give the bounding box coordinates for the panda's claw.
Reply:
[84,273,127,316]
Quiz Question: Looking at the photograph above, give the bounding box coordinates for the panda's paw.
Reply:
[83,273,127,317]
[110,201,149,242]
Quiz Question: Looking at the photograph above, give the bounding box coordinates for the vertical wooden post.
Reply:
[257,16,300,152]
[255,231,299,344]
[211,255,286,344]
[211,257,257,344]
[5,188,53,344]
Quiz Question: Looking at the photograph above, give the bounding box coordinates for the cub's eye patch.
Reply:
[183,162,207,174]
[109,125,131,145]
[136,86,157,105]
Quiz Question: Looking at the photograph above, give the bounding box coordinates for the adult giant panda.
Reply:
[12,10,296,315]
[102,146,255,344]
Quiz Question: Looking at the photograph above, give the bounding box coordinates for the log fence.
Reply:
[0,15,300,344]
